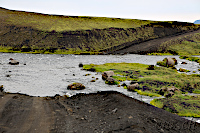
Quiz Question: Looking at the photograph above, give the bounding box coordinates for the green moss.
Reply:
[105,80,120,85]
[193,89,200,94]
[150,99,164,108]
[179,55,200,64]
[112,76,127,81]
[124,86,127,89]
[147,53,173,56]
[83,62,200,95]
[150,95,200,117]
[179,68,190,73]
[135,90,162,97]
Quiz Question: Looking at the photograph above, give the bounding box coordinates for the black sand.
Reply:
[0,91,199,133]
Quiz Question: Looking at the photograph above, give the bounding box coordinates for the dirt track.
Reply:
[0,91,199,133]
[112,29,200,54]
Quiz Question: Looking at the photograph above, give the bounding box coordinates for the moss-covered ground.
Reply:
[179,55,200,65]
[0,46,103,55]
[156,32,200,56]
[83,62,200,117]
[151,95,200,117]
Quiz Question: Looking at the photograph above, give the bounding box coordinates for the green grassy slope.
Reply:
[156,32,200,55]
[0,7,199,54]
[0,7,154,32]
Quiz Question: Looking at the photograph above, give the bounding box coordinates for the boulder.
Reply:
[181,62,187,64]
[127,83,139,91]
[172,58,178,65]
[159,87,168,95]
[102,71,114,80]
[166,57,175,66]
[79,63,83,67]
[105,77,116,85]
[9,58,19,65]
[0,85,4,92]
[165,92,174,98]
[167,86,180,92]
[159,86,179,97]
[156,57,177,67]
[67,83,85,90]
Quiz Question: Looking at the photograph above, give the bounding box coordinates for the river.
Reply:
[0,53,200,97]
[1,53,200,123]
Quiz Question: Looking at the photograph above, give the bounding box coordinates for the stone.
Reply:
[172,58,178,65]
[167,86,180,92]
[166,57,175,66]
[67,83,85,90]
[127,83,139,91]
[165,92,174,98]
[121,83,127,86]
[105,77,116,85]
[159,86,179,97]
[157,57,177,67]
[102,71,114,80]
[181,62,187,64]
[0,85,4,92]
[9,58,19,65]
[79,63,83,67]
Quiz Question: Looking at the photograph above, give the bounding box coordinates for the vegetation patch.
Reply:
[179,55,200,65]
[150,95,200,117]
[193,89,200,94]
[135,90,162,97]
[83,63,200,95]
[178,68,190,73]
[157,33,200,55]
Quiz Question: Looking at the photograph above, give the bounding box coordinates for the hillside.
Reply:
[0,7,199,54]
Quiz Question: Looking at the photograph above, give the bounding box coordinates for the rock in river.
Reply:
[127,83,139,91]
[67,83,85,90]
[102,71,114,80]
[9,58,19,65]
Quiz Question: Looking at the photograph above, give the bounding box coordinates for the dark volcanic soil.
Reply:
[111,29,200,54]
[0,91,199,133]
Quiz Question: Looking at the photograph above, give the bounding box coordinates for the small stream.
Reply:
[0,53,200,123]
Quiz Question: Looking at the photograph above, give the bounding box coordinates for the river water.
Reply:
[0,53,200,98]
[1,53,200,122]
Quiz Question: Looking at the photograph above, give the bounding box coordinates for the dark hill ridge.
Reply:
[0,91,199,132]
[0,7,199,54]
[0,22,199,54]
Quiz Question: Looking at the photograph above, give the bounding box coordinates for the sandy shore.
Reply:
[0,90,199,133]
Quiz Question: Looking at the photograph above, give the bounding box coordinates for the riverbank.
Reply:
[83,62,200,118]
[0,90,199,133]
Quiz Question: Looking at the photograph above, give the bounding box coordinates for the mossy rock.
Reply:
[179,68,190,72]
[67,83,85,90]
[156,57,177,67]
[105,77,119,85]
